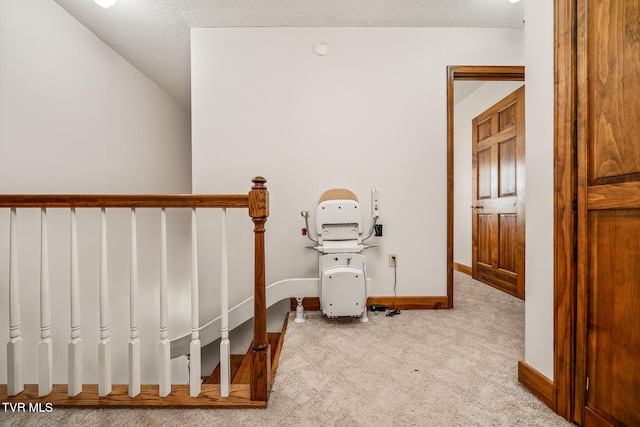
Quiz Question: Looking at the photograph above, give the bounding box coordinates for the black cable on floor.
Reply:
[387,263,400,317]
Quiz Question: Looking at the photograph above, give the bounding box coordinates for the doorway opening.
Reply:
[446,66,525,308]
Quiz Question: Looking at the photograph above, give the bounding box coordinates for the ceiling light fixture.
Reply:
[509,0,521,3]
[95,0,116,8]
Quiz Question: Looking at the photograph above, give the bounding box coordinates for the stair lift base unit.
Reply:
[319,254,366,318]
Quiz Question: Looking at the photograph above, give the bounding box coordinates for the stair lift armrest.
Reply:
[362,187,380,242]
[300,209,318,244]
[362,216,378,242]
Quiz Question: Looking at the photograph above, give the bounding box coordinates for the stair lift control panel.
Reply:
[371,187,380,219]
[301,187,379,321]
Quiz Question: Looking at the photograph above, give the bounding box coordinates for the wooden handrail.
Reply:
[0,194,249,209]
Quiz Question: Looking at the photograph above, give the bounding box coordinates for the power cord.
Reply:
[386,260,400,317]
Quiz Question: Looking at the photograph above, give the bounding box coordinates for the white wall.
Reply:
[524,0,555,379]
[0,5,555,388]
[191,27,525,311]
[454,81,525,267]
[0,0,192,384]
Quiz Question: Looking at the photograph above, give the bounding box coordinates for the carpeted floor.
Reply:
[3,272,571,426]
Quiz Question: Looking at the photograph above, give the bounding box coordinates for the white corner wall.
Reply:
[524,0,555,379]
[454,80,525,267]
[0,0,191,194]
[0,0,192,384]
[191,27,524,310]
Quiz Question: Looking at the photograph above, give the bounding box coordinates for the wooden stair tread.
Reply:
[0,384,266,408]
[203,355,245,385]
[204,313,289,385]
[0,314,291,408]
[229,333,281,384]
[231,352,253,384]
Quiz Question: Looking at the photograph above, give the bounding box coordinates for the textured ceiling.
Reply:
[54,0,524,111]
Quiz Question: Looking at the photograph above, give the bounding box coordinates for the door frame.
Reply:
[448,1,581,422]
[446,65,525,309]
[554,0,577,422]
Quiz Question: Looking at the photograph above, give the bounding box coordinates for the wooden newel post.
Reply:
[248,176,270,401]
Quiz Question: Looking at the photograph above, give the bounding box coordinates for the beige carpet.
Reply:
[4,272,570,426]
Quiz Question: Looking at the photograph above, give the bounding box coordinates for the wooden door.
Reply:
[576,1,640,426]
[471,86,525,299]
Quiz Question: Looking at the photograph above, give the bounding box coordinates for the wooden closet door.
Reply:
[577,1,640,425]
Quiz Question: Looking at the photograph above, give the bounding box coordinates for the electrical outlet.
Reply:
[389,254,397,267]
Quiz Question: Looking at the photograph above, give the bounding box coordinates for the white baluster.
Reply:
[98,208,112,396]
[189,208,201,397]
[39,208,53,397]
[220,208,230,398]
[7,207,24,396]
[158,208,171,397]
[68,207,82,397]
[129,208,141,397]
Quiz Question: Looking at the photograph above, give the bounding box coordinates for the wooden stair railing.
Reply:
[0,177,271,407]
[248,177,270,402]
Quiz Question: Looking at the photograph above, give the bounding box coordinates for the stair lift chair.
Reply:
[301,188,379,321]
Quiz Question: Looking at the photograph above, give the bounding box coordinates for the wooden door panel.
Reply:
[477,117,493,142]
[476,264,516,294]
[498,214,517,273]
[586,211,640,427]
[499,138,517,197]
[584,407,615,427]
[478,149,493,199]
[589,0,640,184]
[477,214,493,266]
[499,103,517,130]
[472,86,525,299]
